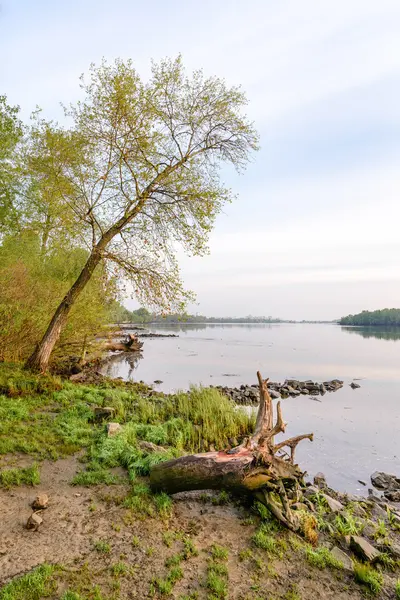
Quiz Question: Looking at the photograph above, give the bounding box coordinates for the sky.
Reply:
[1,0,400,320]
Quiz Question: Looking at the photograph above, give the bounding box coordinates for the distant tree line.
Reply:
[340,309,400,326]
[109,304,286,324]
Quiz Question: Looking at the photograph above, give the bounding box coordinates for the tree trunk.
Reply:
[25,250,102,372]
[150,372,314,533]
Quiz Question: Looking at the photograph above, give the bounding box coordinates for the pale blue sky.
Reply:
[2,0,400,319]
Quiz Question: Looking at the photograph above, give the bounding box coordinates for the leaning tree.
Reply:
[24,56,259,372]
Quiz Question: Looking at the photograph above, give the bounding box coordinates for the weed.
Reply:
[93,540,111,554]
[131,535,140,548]
[211,491,230,505]
[239,548,253,562]
[283,584,301,600]
[377,552,397,571]
[153,492,173,517]
[162,531,175,547]
[165,553,182,568]
[146,546,155,557]
[110,561,128,577]
[334,512,364,536]
[305,546,343,570]
[182,537,198,559]
[396,580,400,599]
[374,518,388,539]
[0,564,56,599]
[252,524,279,555]
[210,544,229,561]
[0,464,40,489]
[354,563,383,595]
[153,566,183,595]
[206,570,228,599]
[208,561,228,577]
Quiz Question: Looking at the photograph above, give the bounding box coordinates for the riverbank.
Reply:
[0,363,400,599]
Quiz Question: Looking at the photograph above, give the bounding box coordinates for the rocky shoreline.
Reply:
[213,378,345,405]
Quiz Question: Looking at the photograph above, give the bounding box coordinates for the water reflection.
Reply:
[341,326,400,341]
[102,351,143,379]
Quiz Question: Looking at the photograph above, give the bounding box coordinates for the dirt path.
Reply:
[0,456,371,599]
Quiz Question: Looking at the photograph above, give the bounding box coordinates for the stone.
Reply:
[330,546,353,572]
[301,389,310,394]
[314,472,327,489]
[384,490,400,502]
[269,389,281,399]
[31,494,49,510]
[350,382,360,389]
[138,441,167,453]
[107,422,122,437]
[26,512,43,531]
[303,485,319,499]
[321,493,344,513]
[286,385,300,396]
[319,384,326,394]
[350,536,381,562]
[371,471,400,490]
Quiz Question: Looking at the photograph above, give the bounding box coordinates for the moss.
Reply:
[305,546,343,570]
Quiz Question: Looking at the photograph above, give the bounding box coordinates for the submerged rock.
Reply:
[371,471,400,490]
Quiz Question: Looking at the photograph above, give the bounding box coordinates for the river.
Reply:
[101,323,400,494]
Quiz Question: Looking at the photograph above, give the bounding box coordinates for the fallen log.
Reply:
[103,333,144,352]
[150,371,314,532]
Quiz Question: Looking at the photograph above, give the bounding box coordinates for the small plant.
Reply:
[182,537,198,559]
[153,492,173,517]
[387,507,400,531]
[132,535,140,548]
[354,562,383,595]
[94,539,111,554]
[396,579,400,599]
[162,530,175,547]
[210,544,229,561]
[61,593,82,600]
[72,468,118,486]
[206,570,228,599]
[283,584,301,600]
[334,512,363,536]
[146,546,155,557]
[239,548,253,562]
[374,518,388,539]
[211,490,230,505]
[153,566,183,595]
[165,553,182,568]
[305,546,343,570]
[111,561,128,577]
[377,552,397,571]
[252,525,279,555]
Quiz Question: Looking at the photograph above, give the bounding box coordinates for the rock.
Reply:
[384,490,400,502]
[107,422,122,437]
[153,380,163,384]
[330,546,353,572]
[31,494,49,510]
[269,389,281,399]
[350,536,381,562]
[94,406,115,422]
[286,385,300,396]
[371,471,400,490]
[385,542,400,559]
[303,485,319,499]
[314,472,327,489]
[26,512,43,531]
[321,494,344,513]
[358,480,367,486]
[350,382,360,389]
[138,441,167,453]
[350,503,368,518]
[319,384,326,395]
[301,389,310,394]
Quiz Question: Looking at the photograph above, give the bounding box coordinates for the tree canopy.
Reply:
[339,308,400,326]
[0,58,259,370]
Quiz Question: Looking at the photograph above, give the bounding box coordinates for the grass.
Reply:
[354,563,384,595]
[334,512,364,536]
[0,464,40,489]
[305,546,343,570]
[0,564,56,600]
[71,468,119,486]
[93,540,111,554]
[153,566,184,595]
[210,544,229,561]
[252,524,280,556]
[396,580,400,599]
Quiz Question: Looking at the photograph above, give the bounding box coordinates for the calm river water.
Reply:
[101,323,400,494]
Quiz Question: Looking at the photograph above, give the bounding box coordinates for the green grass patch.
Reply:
[305,546,343,570]
[0,464,40,489]
[0,564,56,600]
[93,539,111,554]
[396,579,400,599]
[71,467,119,486]
[354,563,384,595]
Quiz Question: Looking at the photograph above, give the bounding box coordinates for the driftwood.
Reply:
[103,333,144,353]
[150,371,313,532]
